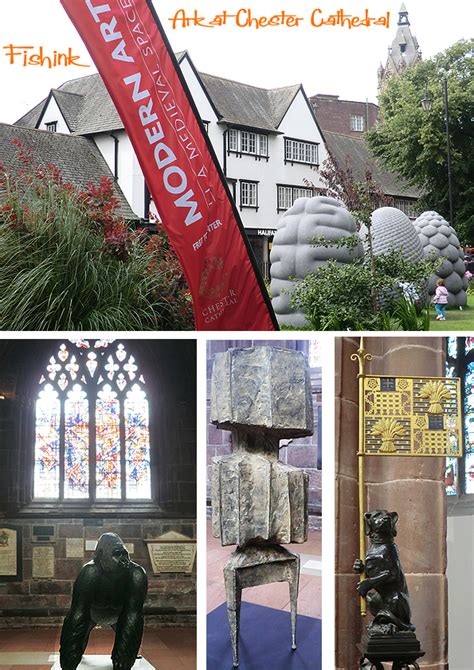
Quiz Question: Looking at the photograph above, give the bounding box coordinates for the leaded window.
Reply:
[227,129,268,157]
[393,198,418,219]
[445,336,474,496]
[350,114,364,132]
[241,131,256,154]
[240,181,258,208]
[284,138,319,166]
[277,185,313,212]
[258,134,268,156]
[33,340,151,501]
[228,129,238,152]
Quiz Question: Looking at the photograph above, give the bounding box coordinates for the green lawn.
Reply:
[430,292,474,331]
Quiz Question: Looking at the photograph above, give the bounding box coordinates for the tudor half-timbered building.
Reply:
[13,52,327,278]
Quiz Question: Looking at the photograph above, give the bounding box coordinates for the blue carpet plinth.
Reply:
[207,602,321,670]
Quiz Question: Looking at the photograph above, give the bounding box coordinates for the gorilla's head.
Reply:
[94,533,130,575]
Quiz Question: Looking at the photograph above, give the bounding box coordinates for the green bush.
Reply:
[289,250,437,331]
[0,151,194,330]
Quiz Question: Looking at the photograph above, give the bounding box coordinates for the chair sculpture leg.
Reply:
[288,556,300,650]
[224,562,242,667]
[226,603,241,668]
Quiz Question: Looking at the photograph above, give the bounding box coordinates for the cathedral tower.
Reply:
[378,4,422,92]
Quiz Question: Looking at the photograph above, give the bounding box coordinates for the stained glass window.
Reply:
[445,337,474,496]
[34,341,152,501]
[447,337,458,359]
[34,385,60,498]
[445,457,458,496]
[64,385,89,499]
[125,385,151,499]
[96,385,121,500]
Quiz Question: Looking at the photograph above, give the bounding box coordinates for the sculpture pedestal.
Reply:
[51,656,155,670]
[358,632,425,670]
[224,545,300,667]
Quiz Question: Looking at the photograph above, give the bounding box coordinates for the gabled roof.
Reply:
[199,72,300,132]
[0,123,138,219]
[15,60,305,136]
[61,73,123,134]
[50,89,85,130]
[324,130,421,199]
[15,97,47,129]
[15,73,123,135]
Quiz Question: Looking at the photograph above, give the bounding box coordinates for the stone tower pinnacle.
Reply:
[378,4,422,93]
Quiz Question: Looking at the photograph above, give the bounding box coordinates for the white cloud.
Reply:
[0,0,471,123]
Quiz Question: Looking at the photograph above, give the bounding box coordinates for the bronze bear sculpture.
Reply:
[353,510,415,636]
[60,533,148,670]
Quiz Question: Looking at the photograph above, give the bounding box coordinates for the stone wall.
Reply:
[207,340,322,528]
[0,516,196,628]
[335,337,448,670]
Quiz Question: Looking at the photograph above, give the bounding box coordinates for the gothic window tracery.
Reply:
[34,340,151,501]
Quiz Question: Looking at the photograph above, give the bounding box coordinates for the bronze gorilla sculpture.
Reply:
[353,510,415,635]
[60,533,148,670]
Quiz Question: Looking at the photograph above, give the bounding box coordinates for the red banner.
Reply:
[60,0,277,331]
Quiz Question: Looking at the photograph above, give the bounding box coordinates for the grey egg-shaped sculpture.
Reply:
[360,207,424,261]
[269,196,363,327]
[413,211,468,307]
[359,206,426,306]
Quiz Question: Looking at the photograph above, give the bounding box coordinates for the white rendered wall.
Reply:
[447,513,474,669]
[225,89,327,232]
[94,131,145,218]
[93,132,115,175]
[179,56,222,163]
[38,96,70,134]
[276,88,328,193]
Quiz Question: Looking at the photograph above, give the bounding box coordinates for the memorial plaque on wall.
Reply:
[32,546,55,579]
[145,531,196,574]
[0,525,22,582]
[65,538,84,559]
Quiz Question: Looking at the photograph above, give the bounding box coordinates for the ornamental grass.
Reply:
[0,144,194,331]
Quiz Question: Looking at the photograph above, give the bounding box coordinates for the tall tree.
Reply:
[367,39,474,244]
[319,154,392,227]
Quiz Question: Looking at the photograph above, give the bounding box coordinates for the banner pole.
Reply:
[351,336,372,617]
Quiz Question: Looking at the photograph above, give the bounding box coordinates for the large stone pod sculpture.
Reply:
[270,196,363,327]
[360,207,424,261]
[413,211,468,307]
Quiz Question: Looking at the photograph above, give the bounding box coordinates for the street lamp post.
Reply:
[421,78,454,225]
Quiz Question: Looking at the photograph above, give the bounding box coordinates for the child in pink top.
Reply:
[434,278,448,320]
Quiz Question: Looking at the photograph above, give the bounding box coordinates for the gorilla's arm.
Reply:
[112,564,148,670]
[60,564,96,670]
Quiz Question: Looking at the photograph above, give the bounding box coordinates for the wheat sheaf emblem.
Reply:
[419,381,451,414]
[371,418,405,453]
